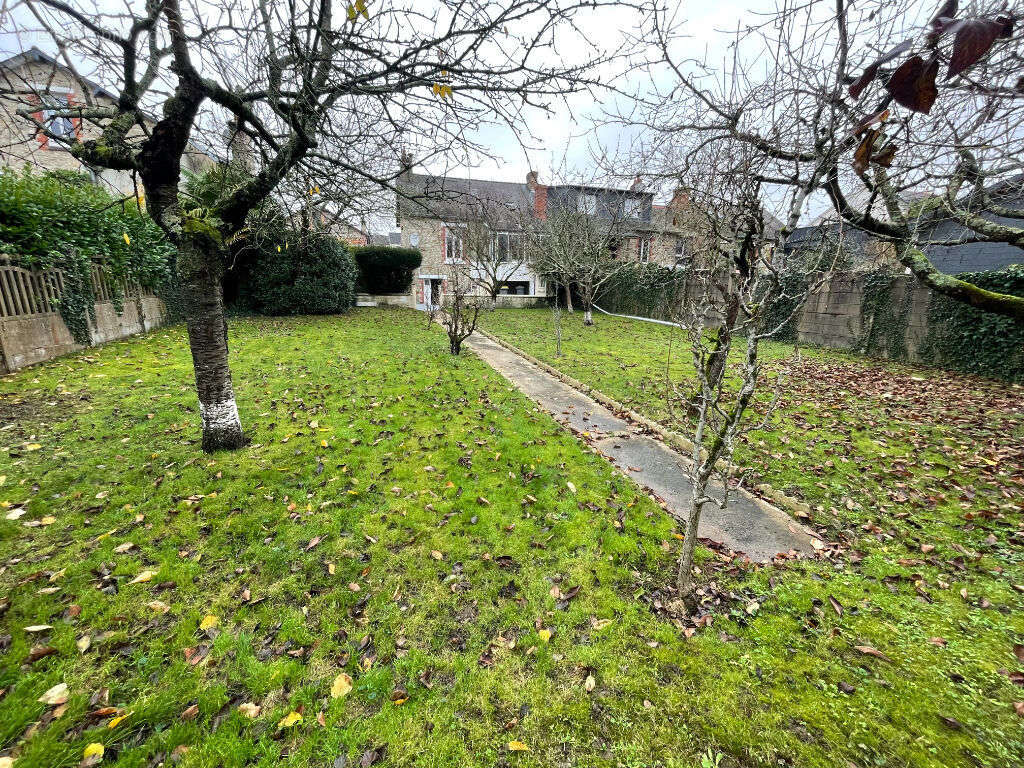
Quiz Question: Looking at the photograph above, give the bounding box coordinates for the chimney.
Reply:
[225,118,255,173]
[533,183,548,221]
[399,149,414,179]
[526,170,538,190]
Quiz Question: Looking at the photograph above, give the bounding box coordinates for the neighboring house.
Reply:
[917,183,1024,274]
[0,47,215,195]
[783,224,894,271]
[395,167,654,310]
[369,232,403,246]
[325,218,369,247]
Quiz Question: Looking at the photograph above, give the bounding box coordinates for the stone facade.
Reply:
[1,48,214,195]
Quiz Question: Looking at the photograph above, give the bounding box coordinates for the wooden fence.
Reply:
[0,255,155,319]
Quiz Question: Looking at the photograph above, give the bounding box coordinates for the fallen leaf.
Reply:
[538,629,551,643]
[24,625,53,633]
[108,712,131,729]
[278,711,303,728]
[238,702,261,718]
[181,704,199,720]
[854,645,892,663]
[331,672,353,698]
[38,682,69,705]
[81,742,104,767]
[584,674,596,692]
[77,635,91,653]
[130,570,156,584]
[507,741,530,752]
[199,614,218,631]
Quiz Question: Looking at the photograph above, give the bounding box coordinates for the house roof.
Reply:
[396,172,534,226]
[0,46,119,102]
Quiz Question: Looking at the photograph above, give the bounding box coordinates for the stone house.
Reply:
[395,167,655,310]
[0,47,215,195]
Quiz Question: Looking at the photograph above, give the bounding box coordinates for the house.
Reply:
[395,166,655,310]
[0,47,216,195]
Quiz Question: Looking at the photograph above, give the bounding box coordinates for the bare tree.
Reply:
[439,262,484,355]
[461,201,530,305]
[3,0,636,450]
[660,142,835,605]
[629,0,1024,320]
[527,197,634,325]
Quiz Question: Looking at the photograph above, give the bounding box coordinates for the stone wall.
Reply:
[1,295,166,373]
[796,272,935,362]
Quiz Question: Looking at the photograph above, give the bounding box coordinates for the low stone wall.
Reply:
[0,296,166,373]
[356,293,414,308]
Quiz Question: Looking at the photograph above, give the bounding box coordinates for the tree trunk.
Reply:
[178,237,245,451]
[583,305,594,326]
[676,494,705,602]
[450,337,462,355]
[564,281,574,313]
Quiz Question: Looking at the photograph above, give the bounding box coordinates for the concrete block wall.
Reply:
[0,295,167,374]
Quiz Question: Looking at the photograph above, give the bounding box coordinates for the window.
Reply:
[499,280,531,295]
[637,237,651,263]
[579,192,598,215]
[41,94,74,140]
[443,225,464,263]
[624,196,644,219]
[490,231,523,263]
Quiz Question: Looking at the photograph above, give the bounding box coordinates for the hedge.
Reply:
[248,232,357,315]
[352,245,422,294]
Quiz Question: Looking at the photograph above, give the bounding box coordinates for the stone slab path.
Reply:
[465,331,814,562]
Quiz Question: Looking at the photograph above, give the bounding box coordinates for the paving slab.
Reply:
[465,331,814,562]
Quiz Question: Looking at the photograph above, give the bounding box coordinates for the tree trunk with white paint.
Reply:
[178,237,245,452]
[583,307,593,325]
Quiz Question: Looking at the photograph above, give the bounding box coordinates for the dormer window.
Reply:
[624,196,644,219]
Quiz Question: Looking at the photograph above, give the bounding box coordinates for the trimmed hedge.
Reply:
[249,232,357,315]
[353,245,422,294]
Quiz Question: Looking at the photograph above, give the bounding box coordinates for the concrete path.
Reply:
[465,332,813,562]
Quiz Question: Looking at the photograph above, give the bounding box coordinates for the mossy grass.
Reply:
[1,308,1021,768]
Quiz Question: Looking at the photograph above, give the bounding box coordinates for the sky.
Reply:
[0,0,808,227]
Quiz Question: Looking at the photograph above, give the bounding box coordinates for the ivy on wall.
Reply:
[595,263,689,321]
[919,264,1024,382]
[0,168,173,344]
[858,268,913,360]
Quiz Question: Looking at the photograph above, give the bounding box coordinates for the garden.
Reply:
[2,308,1022,768]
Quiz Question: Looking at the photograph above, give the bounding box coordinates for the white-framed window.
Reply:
[443,224,465,263]
[579,192,598,215]
[41,94,75,139]
[490,231,523,263]
[637,237,651,263]
[624,196,644,219]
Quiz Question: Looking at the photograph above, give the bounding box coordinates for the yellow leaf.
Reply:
[432,83,441,96]
[130,570,156,584]
[108,712,132,729]
[347,3,357,21]
[40,516,56,525]
[321,440,329,448]
[330,672,353,698]
[200,614,218,630]
[147,601,170,614]
[83,742,104,761]
[538,629,551,643]
[0,756,15,768]
[26,443,42,451]
[278,711,302,728]
[507,741,531,752]
[123,232,131,245]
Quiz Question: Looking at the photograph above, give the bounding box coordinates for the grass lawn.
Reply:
[0,308,1021,768]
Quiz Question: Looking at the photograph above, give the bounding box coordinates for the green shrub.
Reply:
[249,232,357,315]
[0,166,174,342]
[352,245,422,294]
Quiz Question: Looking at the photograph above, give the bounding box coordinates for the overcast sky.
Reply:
[1,0,810,224]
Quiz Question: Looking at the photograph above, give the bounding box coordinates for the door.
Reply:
[427,278,443,310]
